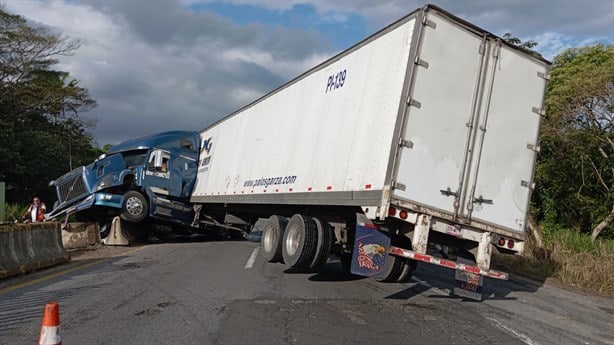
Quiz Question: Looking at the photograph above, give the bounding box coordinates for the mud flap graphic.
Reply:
[350,219,391,278]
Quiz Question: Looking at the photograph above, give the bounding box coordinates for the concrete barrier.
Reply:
[0,222,70,279]
[62,222,100,249]
[101,217,135,246]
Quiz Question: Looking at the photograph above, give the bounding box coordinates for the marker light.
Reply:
[399,210,408,220]
[498,237,506,246]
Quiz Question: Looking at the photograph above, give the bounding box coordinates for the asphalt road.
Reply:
[1,239,612,345]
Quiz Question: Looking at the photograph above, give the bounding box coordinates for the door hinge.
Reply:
[414,57,429,69]
[422,15,436,29]
[532,107,545,116]
[527,143,541,153]
[520,180,535,190]
[392,182,407,191]
[406,97,422,108]
[537,71,551,80]
[399,138,414,149]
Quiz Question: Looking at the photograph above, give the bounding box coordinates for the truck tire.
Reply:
[261,215,287,263]
[308,218,332,272]
[375,234,410,282]
[375,254,405,282]
[120,191,148,223]
[395,236,417,283]
[282,214,318,270]
[339,252,353,274]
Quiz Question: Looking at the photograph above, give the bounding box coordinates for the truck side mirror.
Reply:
[153,150,163,168]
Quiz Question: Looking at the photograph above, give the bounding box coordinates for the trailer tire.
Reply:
[308,218,332,272]
[395,236,417,283]
[261,215,287,263]
[339,252,353,274]
[120,191,148,223]
[282,214,318,270]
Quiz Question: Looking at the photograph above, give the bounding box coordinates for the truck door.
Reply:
[145,149,171,196]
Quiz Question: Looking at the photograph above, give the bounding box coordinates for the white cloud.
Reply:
[4,0,332,145]
[4,0,612,146]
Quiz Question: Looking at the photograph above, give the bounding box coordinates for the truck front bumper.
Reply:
[45,193,124,220]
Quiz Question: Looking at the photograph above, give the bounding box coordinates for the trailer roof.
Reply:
[199,3,551,133]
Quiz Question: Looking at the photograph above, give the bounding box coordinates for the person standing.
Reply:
[22,196,46,223]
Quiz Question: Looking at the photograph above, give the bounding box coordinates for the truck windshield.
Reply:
[121,150,148,168]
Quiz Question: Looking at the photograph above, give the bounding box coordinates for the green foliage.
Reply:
[0,7,100,204]
[4,202,27,222]
[502,32,538,49]
[533,44,614,240]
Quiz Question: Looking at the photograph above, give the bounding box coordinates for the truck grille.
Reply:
[58,175,88,203]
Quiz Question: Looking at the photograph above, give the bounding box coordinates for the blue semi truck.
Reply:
[46,131,201,233]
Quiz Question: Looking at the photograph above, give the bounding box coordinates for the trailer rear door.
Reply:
[393,12,485,217]
[392,10,548,234]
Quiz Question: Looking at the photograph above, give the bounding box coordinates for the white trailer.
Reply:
[190,4,549,294]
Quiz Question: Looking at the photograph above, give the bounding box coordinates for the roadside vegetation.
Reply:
[0,7,101,205]
[493,229,614,295]
[496,38,613,295]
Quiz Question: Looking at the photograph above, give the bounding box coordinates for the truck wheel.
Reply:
[120,191,148,223]
[339,252,353,273]
[395,236,417,283]
[261,215,288,263]
[282,214,317,270]
[375,254,405,282]
[308,218,332,272]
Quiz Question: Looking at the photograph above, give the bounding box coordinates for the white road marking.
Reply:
[244,248,260,269]
[411,276,449,296]
[486,317,540,345]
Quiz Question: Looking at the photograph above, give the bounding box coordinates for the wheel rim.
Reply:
[125,196,144,216]
[263,224,276,252]
[286,225,300,256]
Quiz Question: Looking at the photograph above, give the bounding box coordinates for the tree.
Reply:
[502,32,538,49]
[536,44,613,240]
[0,7,99,204]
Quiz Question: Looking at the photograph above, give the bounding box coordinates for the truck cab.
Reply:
[46,131,200,228]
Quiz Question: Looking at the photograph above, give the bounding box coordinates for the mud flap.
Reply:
[350,214,391,279]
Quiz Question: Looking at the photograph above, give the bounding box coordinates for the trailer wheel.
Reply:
[261,215,288,263]
[308,218,333,272]
[120,191,148,223]
[339,252,353,273]
[282,214,318,270]
[374,234,406,282]
[395,236,417,283]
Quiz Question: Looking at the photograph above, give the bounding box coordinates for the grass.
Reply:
[493,230,614,296]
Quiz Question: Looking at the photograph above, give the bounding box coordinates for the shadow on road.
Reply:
[383,263,543,301]
[304,261,366,282]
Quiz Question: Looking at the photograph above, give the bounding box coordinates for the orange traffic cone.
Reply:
[39,302,62,345]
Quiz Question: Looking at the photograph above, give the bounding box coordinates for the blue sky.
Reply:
[3,0,613,145]
[191,2,369,50]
